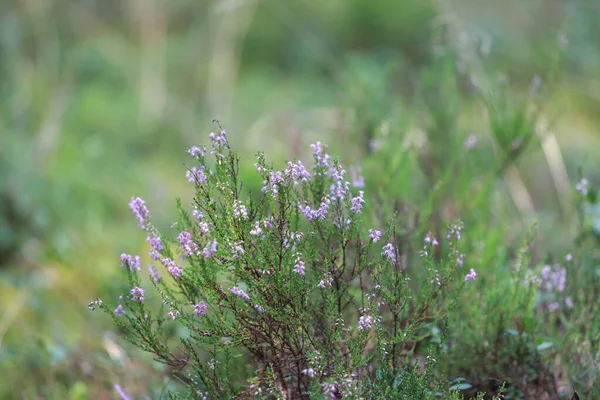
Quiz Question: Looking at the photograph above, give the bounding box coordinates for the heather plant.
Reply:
[89,129,484,399]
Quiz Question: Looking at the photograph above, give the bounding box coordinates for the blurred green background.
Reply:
[1,0,600,398]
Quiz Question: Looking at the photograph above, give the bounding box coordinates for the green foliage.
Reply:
[2,1,600,399]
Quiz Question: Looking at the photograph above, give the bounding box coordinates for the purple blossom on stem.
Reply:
[424,232,439,246]
[202,239,218,259]
[229,286,250,301]
[168,308,181,320]
[302,368,316,378]
[358,315,374,331]
[114,304,125,316]
[193,301,207,316]
[149,266,161,283]
[317,275,334,289]
[178,230,199,256]
[161,257,183,279]
[310,142,330,170]
[129,197,150,230]
[186,166,207,185]
[192,205,204,221]
[293,254,306,276]
[298,198,332,221]
[130,287,145,302]
[231,242,245,258]
[454,250,464,267]
[541,264,566,292]
[447,221,464,242]
[350,191,365,214]
[465,268,477,282]
[369,229,382,242]
[233,200,248,220]
[208,130,227,146]
[314,197,331,220]
[262,170,284,195]
[329,164,349,200]
[187,145,206,158]
[120,254,141,272]
[146,232,163,260]
[250,221,263,236]
[322,383,340,399]
[382,243,396,262]
[198,221,210,235]
[285,160,311,185]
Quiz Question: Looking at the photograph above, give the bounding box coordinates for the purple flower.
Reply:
[114,304,125,316]
[187,145,206,158]
[145,232,163,260]
[293,254,305,276]
[178,230,199,256]
[168,308,181,320]
[329,165,349,200]
[250,221,263,236]
[382,243,396,262]
[298,199,332,221]
[186,166,207,185]
[541,264,566,292]
[331,181,350,202]
[447,221,464,242]
[120,254,141,272]
[358,315,374,331]
[322,382,340,399]
[285,160,311,185]
[193,301,207,316]
[298,202,315,221]
[229,286,250,301]
[231,242,245,258]
[149,266,161,283]
[254,153,268,176]
[130,286,145,302]
[424,233,439,246]
[192,205,204,221]
[350,191,365,214]
[254,304,264,312]
[465,268,477,282]
[233,200,248,220]
[310,142,330,170]
[202,239,218,259]
[208,130,227,146]
[369,229,382,242]
[317,275,333,289]
[302,368,316,378]
[198,221,210,235]
[314,197,331,220]
[262,170,285,195]
[129,197,150,230]
[161,257,183,279]
[349,166,365,188]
